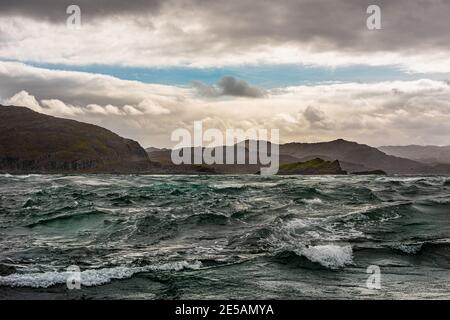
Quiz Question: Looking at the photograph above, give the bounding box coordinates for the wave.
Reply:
[288,186,323,198]
[390,242,423,254]
[390,238,450,255]
[111,195,134,205]
[0,174,44,179]
[182,213,229,226]
[353,202,412,219]
[423,198,450,204]
[301,198,323,205]
[71,177,111,186]
[210,183,246,190]
[294,244,353,269]
[272,244,354,269]
[0,261,202,288]
[26,209,106,228]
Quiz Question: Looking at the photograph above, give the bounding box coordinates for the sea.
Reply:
[0,174,449,299]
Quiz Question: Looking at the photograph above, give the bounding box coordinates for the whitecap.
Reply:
[69,176,111,186]
[284,218,309,229]
[210,183,245,189]
[149,260,202,271]
[302,198,323,205]
[0,261,202,288]
[390,243,423,254]
[295,244,353,269]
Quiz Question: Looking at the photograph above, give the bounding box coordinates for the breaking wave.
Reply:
[0,261,202,288]
[294,245,353,269]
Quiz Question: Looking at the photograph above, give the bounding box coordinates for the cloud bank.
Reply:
[1,0,450,72]
[2,62,450,148]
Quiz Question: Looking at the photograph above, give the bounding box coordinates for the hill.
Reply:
[0,105,152,173]
[379,145,450,164]
[277,158,346,175]
[279,139,429,174]
[146,139,433,174]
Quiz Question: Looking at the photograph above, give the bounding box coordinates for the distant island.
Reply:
[276,158,346,175]
[1,105,450,175]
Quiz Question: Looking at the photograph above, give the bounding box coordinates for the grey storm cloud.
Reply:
[303,105,332,129]
[0,0,164,22]
[303,106,326,123]
[2,0,450,52]
[195,0,450,52]
[193,76,266,98]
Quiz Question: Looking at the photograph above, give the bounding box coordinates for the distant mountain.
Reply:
[145,139,436,174]
[277,158,346,175]
[145,147,170,153]
[0,105,152,173]
[278,139,430,174]
[3,105,449,175]
[379,145,450,164]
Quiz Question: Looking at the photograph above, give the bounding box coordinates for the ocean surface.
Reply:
[0,174,449,299]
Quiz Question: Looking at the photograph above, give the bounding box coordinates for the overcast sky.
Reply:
[1,0,449,147]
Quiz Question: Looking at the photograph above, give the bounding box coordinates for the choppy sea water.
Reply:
[0,174,449,299]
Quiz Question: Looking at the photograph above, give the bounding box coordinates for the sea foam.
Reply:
[0,261,202,288]
[302,198,323,205]
[295,244,353,269]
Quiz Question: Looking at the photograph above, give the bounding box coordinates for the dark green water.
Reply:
[0,174,449,299]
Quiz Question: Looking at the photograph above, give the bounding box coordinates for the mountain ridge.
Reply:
[379,145,450,164]
[146,139,433,174]
[2,105,450,175]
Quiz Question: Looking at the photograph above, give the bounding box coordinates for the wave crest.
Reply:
[0,261,202,288]
[295,245,353,269]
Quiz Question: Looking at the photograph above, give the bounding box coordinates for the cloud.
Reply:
[192,81,220,98]
[41,99,84,116]
[303,106,326,123]
[193,76,266,98]
[123,105,144,116]
[0,0,164,22]
[0,61,186,109]
[218,76,266,98]
[2,61,450,147]
[3,90,42,112]
[3,90,171,118]
[0,1,450,72]
[137,99,171,115]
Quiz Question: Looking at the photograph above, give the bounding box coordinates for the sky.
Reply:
[1,0,450,148]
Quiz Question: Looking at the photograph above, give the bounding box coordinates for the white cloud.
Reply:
[137,99,171,115]
[41,99,84,116]
[3,90,42,112]
[86,104,107,115]
[123,105,144,116]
